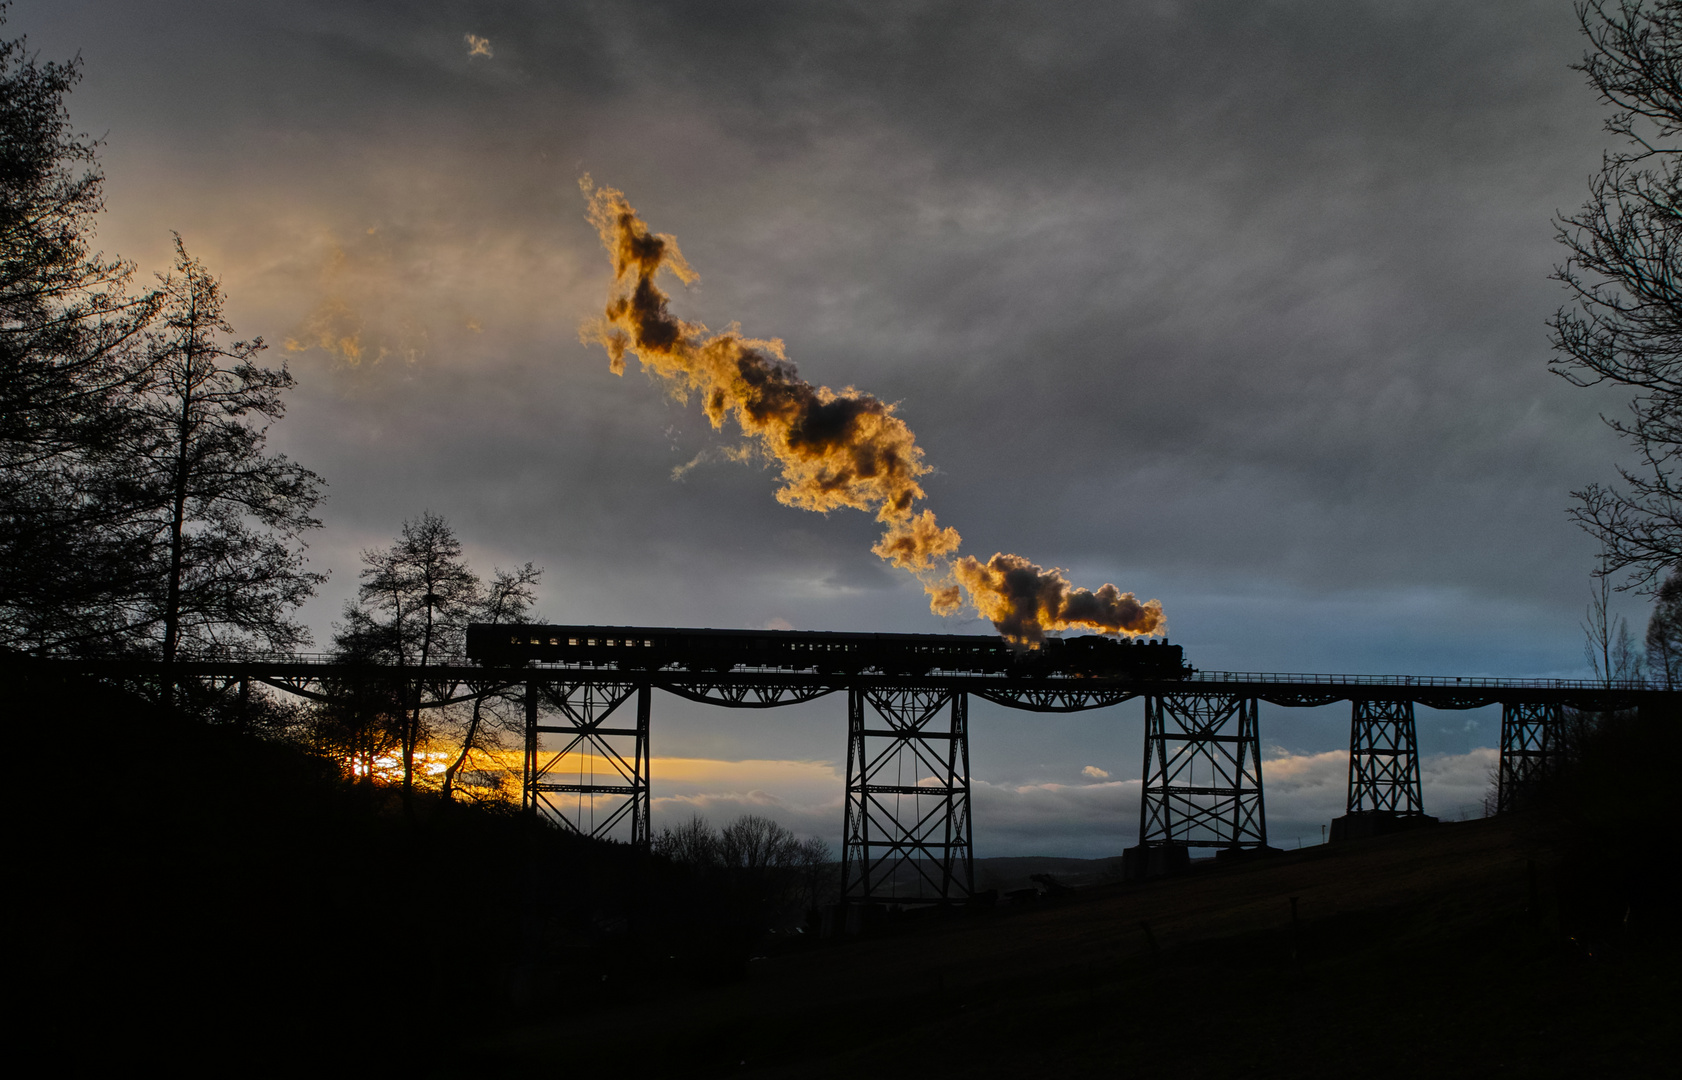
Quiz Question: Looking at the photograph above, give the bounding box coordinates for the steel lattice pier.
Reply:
[1345,699,1424,815]
[1496,701,1560,813]
[523,679,652,844]
[18,649,1675,887]
[1137,693,1268,851]
[840,688,974,904]
[1328,698,1438,841]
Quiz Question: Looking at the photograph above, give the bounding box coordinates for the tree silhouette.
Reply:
[1551,1,1682,590]
[337,512,479,801]
[306,662,406,784]
[1583,562,1645,686]
[127,236,324,663]
[1646,568,1682,686]
[653,813,723,866]
[440,563,541,802]
[1,20,322,664]
[655,813,836,924]
[0,19,158,653]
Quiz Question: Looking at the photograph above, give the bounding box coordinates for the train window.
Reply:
[607,639,616,646]
[568,638,578,646]
[508,635,519,645]
[549,638,559,646]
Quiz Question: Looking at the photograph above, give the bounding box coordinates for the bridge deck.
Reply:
[15,655,1669,712]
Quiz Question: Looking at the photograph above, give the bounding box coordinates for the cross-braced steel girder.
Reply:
[1138,694,1267,849]
[1497,700,1559,813]
[974,686,1141,712]
[522,678,651,846]
[841,687,973,904]
[1346,698,1424,815]
[659,680,836,709]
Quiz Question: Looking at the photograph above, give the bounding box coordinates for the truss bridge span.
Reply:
[21,626,1671,906]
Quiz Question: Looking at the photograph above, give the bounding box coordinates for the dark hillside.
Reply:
[19,668,661,1072]
[471,699,1680,1079]
[475,815,1677,1078]
[19,668,1676,1076]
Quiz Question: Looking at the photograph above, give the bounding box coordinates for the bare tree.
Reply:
[653,814,722,868]
[305,672,405,784]
[128,236,324,665]
[336,512,479,802]
[1646,567,1682,686]
[1550,1,1682,591]
[795,835,835,912]
[656,813,834,918]
[1584,565,1645,686]
[0,20,160,654]
[719,814,801,872]
[440,563,541,802]
[1,20,325,664]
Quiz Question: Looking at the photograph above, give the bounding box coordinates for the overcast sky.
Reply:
[21,1,1651,853]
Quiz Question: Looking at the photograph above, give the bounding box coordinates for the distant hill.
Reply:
[974,855,1122,893]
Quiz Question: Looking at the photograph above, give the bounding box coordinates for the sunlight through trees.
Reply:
[1,17,323,660]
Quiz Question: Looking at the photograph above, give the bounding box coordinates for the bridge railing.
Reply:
[1188,671,1653,692]
[53,651,1667,693]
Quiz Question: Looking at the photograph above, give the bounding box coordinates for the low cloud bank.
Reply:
[651,757,842,845]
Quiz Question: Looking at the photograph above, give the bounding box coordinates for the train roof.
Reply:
[467,624,1169,645]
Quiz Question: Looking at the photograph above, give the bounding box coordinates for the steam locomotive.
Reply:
[465,624,1194,679]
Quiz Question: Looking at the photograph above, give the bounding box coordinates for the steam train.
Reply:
[465,624,1194,679]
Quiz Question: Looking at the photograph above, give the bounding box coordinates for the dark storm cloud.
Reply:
[22,0,1643,681]
[12,0,1625,869]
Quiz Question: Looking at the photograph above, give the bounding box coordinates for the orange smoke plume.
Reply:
[582,181,959,569]
[954,554,1165,644]
[581,179,1165,645]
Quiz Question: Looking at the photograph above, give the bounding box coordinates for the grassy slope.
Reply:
[476,817,1677,1079]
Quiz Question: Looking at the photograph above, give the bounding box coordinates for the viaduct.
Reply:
[29,626,1670,903]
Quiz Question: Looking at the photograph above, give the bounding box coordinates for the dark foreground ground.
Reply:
[470,816,1676,1079]
[21,669,1675,1077]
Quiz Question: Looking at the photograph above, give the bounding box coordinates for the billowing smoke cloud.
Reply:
[581,180,1166,644]
[581,181,959,572]
[954,553,1165,641]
